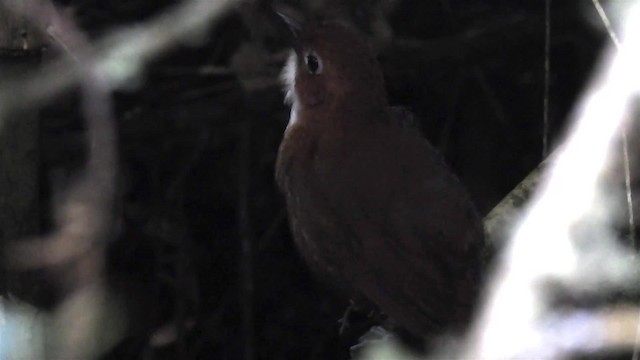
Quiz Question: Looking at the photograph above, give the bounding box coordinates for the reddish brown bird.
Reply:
[274,14,485,339]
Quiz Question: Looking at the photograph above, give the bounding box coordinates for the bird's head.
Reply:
[274,12,388,114]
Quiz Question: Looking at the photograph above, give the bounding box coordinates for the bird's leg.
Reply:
[339,299,385,337]
[349,326,398,359]
[338,300,357,335]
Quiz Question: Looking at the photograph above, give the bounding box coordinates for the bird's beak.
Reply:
[271,10,303,57]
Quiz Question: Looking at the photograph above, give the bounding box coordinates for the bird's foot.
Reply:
[349,326,397,359]
[338,301,356,335]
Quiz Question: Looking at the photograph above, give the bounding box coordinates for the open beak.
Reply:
[271,10,303,57]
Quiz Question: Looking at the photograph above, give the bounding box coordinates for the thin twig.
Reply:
[543,0,551,157]
[592,0,621,47]
[623,131,637,248]
[237,119,254,360]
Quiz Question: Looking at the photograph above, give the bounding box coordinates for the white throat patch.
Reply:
[280,52,299,126]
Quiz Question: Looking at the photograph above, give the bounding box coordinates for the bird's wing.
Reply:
[326,122,485,337]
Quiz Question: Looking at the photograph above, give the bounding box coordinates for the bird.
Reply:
[273,12,486,341]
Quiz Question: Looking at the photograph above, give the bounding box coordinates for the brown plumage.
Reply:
[275,17,485,338]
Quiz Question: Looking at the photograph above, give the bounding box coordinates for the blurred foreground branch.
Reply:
[0,0,239,128]
[464,2,640,359]
[0,0,242,358]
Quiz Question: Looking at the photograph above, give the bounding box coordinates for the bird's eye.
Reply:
[304,52,322,75]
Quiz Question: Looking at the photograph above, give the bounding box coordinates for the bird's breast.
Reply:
[275,119,369,289]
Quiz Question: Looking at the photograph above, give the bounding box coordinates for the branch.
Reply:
[464,2,640,358]
[0,0,240,127]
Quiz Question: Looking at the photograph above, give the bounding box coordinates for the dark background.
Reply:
[8,0,611,359]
